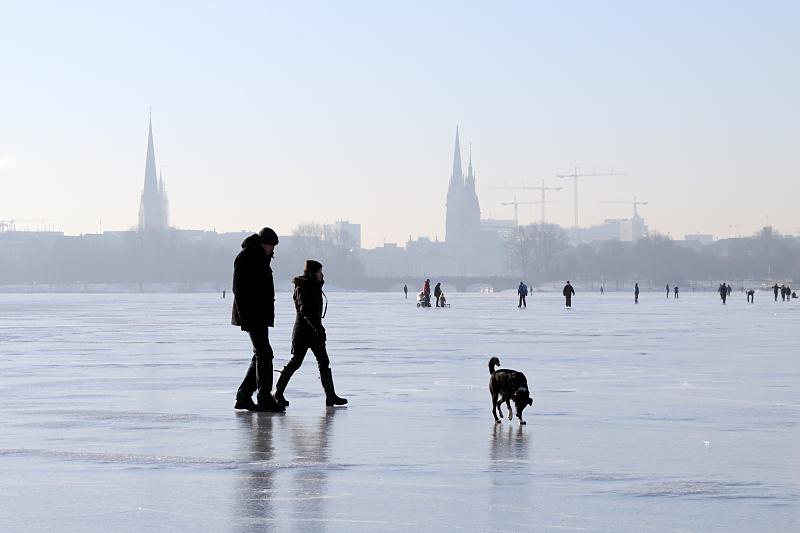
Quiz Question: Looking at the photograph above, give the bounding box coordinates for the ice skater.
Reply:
[674,285,679,299]
[403,284,408,299]
[273,260,347,408]
[232,227,284,412]
[517,281,528,308]
[563,281,575,308]
[665,284,670,299]
[634,283,640,304]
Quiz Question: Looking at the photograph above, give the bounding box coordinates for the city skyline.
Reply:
[1,1,798,247]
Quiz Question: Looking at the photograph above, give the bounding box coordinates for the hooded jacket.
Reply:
[292,273,326,341]
[231,234,275,331]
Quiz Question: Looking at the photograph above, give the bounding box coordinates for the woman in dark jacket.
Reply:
[273,260,347,407]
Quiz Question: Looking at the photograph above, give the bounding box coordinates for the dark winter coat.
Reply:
[231,234,275,331]
[434,283,442,297]
[563,284,575,298]
[292,273,326,344]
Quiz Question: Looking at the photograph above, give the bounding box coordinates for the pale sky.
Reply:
[1,1,798,247]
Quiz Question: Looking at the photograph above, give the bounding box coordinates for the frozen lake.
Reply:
[0,291,798,532]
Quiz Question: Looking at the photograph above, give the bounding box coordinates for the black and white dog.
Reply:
[488,357,533,424]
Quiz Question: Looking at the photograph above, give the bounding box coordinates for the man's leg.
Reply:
[236,349,259,409]
[247,328,283,411]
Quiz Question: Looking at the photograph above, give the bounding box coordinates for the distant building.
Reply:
[565,213,649,243]
[138,116,169,232]
[684,233,714,245]
[324,220,362,249]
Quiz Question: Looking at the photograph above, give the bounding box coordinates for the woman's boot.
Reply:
[320,368,347,406]
[273,366,297,408]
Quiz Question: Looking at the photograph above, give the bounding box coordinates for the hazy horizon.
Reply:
[1,1,798,247]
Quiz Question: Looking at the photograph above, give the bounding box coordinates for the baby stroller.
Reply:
[416,291,431,308]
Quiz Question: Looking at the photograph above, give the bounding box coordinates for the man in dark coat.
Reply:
[232,227,284,412]
[273,260,347,408]
[434,282,442,307]
[773,283,780,301]
[517,281,528,308]
[634,283,640,304]
[563,281,575,308]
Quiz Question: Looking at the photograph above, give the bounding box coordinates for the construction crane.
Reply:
[556,166,628,229]
[530,179,562,225]
[492,179,562,225]
[499,196,536,226]
[600,196,648,218]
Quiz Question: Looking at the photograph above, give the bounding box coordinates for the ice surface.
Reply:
[0,291,798,532]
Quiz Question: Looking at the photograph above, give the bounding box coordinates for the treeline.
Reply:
[0,223,365,288]
[506,225,800,286]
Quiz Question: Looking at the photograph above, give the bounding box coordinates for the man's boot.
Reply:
[234,390,257,411]
[273,366,297,408]
[320,368,347,406]
[255,362,285,412]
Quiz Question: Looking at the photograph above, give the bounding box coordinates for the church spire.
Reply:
[143,116,158,194]
[450,126,464,186]
[138,112,169,231]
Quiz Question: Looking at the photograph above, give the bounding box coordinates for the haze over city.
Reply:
[2,1,798,247]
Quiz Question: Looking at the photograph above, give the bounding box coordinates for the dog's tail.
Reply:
[488,357,501,374]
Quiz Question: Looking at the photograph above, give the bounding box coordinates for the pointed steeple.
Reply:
[445,126,464,245]
[138,112,169,231]
[465,142,475,187]
[450,126,464,186]
[144,116,158,194]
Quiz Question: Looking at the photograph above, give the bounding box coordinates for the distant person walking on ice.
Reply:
[665,284,670,298]
[422,279,431,307]
[674,285,679,299]
[719,282,728,304]
[434,282,442,307]
[746,289,755,303]
[634,283,640,304]
[773,283,780,301]
[563,281,575,308]
[403,284,408,299]
[273,260,347,408]
[600,286,604,295]
[517,281,528,308]
[232,227,284,412]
